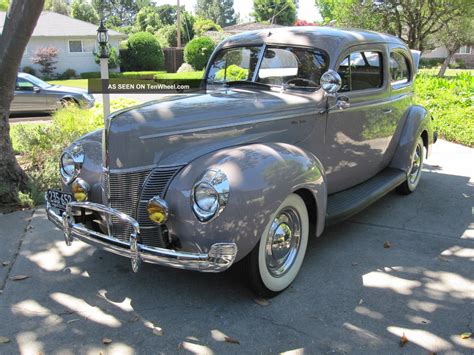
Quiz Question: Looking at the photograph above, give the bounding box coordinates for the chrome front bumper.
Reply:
[45,200,237,273]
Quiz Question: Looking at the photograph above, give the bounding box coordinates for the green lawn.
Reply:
[419,68,474,77]
[48,79,88,89]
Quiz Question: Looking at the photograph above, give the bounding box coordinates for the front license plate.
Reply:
[46,189,74,212]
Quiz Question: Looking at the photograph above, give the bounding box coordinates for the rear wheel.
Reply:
[246,193,309,297]
[397,137,425,195]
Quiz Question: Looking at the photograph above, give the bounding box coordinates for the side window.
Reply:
[16,78,34,91]
[257,47,328,90]
[390,52,410,84]
[337,51,383,92]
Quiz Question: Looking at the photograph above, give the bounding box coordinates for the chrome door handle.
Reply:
[382,108,393,114]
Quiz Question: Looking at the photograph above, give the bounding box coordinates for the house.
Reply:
[0,11,127,75]
[204,22,284,43]
[422,45,474,68]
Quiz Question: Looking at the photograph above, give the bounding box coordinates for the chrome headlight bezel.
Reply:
[60,144,84,185]
[82,93,94,102]
[192,169,229,223]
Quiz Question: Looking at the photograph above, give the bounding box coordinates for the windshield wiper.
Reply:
[224,80,271,90]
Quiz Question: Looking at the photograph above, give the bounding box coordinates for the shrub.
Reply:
[80,71,101,79]
[419,58,444,69]
[58,68,77,80]
[31,46,59,77]
[184,37,215,71]
[22,66,36,76]
[215,64,248,81]
[193,18,222,36]
[94,45,120,69]
[177,63,195,73]
[10,99,140,195]
[120,32,164,71]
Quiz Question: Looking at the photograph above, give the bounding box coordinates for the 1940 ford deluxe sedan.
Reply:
[46,27,436,296]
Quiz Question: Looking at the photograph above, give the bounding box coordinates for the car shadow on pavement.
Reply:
[0,165,472,354]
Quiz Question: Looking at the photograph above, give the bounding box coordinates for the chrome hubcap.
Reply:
[265,207,301,277]
[408,143,423,185]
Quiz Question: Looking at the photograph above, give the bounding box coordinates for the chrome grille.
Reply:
[105,166,181,247]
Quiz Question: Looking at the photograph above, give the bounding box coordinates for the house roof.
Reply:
[0,11,125,37]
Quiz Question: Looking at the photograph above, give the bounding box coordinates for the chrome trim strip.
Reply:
[139,109,314,140]
[45,199,237,273]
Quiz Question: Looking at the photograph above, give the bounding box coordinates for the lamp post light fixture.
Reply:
[96,19,110,120]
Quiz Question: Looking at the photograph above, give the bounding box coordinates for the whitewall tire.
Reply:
[246,193,309,297]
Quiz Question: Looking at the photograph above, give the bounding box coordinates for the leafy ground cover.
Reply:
[10,98,140,205]
[415,72,473,147]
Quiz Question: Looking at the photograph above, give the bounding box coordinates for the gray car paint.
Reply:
[10,73,94,113]
[63,27,434,257]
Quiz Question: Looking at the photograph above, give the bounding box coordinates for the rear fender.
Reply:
[390,105,433,173]
[165,143,327,262]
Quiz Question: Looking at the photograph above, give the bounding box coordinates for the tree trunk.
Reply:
[0,0,44,205]
[438,50,455,77]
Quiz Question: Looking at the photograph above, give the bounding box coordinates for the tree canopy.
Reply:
[253,0,296,25]
[315,0,469,51]
[91,0,150,27]
[71,0,99,25]
[44,0,69,15]
[196,0,236,26]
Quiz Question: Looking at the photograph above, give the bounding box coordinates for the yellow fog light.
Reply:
[147,196,169,225]
[72,178,90,202]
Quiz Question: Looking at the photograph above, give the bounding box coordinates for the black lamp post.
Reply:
[97,19,109,58]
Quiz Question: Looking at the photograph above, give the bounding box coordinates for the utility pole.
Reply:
[177,0,181,48]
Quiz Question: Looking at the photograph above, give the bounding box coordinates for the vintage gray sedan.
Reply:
[10,73,95,113]
[46,27,436,296]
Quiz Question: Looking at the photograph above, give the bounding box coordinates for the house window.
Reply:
[457,46,472,54]
[337,51,383,92]
[69,40,83,53]
[68,40,95,53]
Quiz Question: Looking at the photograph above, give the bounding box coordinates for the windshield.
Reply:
[207,45,328,91]
[207,46,261,83]
[22,73,52,88]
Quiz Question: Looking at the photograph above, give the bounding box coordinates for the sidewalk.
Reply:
[0,140,473,354]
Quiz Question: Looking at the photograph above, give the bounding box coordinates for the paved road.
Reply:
[0,140,473,354]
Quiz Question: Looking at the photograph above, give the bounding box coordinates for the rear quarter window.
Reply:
[390,52,411,85]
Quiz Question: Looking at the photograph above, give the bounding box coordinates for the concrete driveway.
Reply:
[0,140,472,354]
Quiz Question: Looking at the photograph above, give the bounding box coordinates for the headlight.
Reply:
[82,93,94,101]
[60,144,84,184]
[192,169,229,222]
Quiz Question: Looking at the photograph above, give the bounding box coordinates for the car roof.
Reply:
[217,26,406,55]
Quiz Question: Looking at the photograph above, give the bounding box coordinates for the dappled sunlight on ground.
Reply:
[0,141,472,353]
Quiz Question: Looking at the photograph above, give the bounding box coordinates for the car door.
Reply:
[323,44,398,194]
[385,46,415,161]
[11,77,47,112]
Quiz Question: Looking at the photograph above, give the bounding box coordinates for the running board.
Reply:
[326,168,406,226]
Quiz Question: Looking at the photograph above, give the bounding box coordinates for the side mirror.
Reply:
[320,70,342,94]
[33,86,40,93]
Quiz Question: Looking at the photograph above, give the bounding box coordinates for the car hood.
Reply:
[104,88,325,169]
[46,85,88,95]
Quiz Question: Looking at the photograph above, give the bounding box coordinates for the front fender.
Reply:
[165,143,327,262]
[390,105,433,173]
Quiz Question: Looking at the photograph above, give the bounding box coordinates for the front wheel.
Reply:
[245,193,309,297]
[397,136,425,195]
